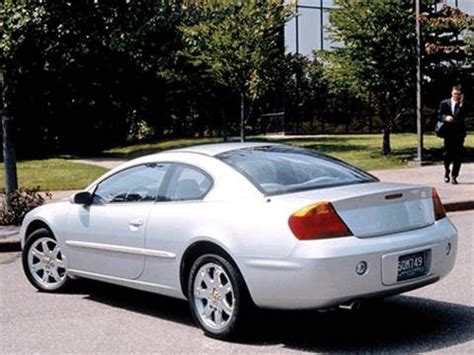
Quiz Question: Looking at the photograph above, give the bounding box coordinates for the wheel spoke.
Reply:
[214,308,223,327]
[203,270,214,286]
[214,269,224,285]
[202,303,213,319]
[194,286,211,300]
[42,271,50,282]
[41,240,50,255]
[31,248,44,260]
[55,259,65,269]
[219,283,232,296]
[32,262,44,273]
[220,300,233,316]
[51,268,62,282]
[52,245,60,259]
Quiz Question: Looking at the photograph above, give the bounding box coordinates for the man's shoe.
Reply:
[452,177,458,185]
[444,176,450,183]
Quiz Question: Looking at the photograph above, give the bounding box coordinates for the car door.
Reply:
[64,163,170,280]
[141,163,214,287]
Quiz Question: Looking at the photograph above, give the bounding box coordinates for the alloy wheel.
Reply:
[193,262,235,331]
[27,236,67,290]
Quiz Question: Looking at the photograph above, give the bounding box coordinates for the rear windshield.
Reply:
[217,146,377,195]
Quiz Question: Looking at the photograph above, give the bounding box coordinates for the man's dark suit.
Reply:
[437,99,468,178]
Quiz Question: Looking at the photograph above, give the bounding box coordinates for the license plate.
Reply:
[397,251,428,282]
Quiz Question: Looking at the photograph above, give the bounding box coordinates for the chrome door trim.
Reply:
[66,241,176,259]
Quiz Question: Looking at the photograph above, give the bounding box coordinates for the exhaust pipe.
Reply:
[339,300,361,311]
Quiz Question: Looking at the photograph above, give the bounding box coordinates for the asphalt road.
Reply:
[1,211,472,353]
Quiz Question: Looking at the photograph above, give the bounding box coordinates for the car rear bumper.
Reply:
[238,218,457,310]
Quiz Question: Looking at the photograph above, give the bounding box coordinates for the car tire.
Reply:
[22,228,69,292]
[188,254,251,339]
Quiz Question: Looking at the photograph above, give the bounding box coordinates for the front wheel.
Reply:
[188,254,251,339]
[22,228,69,292]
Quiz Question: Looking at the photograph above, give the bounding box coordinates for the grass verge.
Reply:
[104,133,473,171]
[271,133,473,171]
[0,159,108,191]
[1,133,472,191]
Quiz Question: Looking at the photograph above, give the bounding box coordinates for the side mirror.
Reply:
[72,191,92,205]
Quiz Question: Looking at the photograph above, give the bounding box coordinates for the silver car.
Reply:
[20,143,457,339]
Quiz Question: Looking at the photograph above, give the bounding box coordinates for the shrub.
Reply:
[0,187,52,226]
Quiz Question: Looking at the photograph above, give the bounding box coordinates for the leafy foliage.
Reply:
[321,0,417,154]
[0,1,198,156]
[181,0,295,139]
[0,187,51,226]
[420,5,473,110]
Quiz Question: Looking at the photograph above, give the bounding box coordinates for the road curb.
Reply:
[443,201,474,213]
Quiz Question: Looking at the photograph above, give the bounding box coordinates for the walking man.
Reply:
[437,85,468,184]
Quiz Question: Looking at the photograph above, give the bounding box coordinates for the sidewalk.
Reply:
[1,162,473,243]
[371,162,474,212]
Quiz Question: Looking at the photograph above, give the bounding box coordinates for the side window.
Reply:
[93,163,169,204]
[165,164,212,201]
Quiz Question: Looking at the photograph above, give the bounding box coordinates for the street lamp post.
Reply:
[415,0,423,163]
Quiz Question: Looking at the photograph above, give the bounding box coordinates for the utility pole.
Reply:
[415,0,423,163]
[240,92,245,142]
[1,71,18,208]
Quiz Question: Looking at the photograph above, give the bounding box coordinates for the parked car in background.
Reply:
[21,143,457,339]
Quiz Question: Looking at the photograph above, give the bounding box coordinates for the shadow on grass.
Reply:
[294,143,372,154]
[64,279,473,352]
[256,136,374,145]
[103,136,373,159]
[102,138,224,159]
[392,146,474,164]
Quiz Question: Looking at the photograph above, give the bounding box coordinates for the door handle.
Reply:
[129,219,144,227]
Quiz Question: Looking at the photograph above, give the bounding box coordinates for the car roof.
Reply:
[168,142,279,156]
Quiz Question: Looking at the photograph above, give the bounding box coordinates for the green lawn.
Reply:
[271,133,474,171]
[105,133,474,171]
[1,133,472,191]
[0,159,108,191]
[104,137,223,158]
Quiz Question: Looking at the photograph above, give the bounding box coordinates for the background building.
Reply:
[285,0,474,56]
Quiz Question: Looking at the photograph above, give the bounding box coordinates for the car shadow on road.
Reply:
[243,296,474,352]
[69,279,473,352]
[67,278,195,327]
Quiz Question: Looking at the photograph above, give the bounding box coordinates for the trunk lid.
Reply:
[276,182,435,238]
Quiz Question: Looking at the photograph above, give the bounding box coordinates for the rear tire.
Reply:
[22,228,69,292]
[188,254,251,339]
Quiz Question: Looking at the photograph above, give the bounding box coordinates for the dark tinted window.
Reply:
[217,146,375,195]
[93,163,168,204]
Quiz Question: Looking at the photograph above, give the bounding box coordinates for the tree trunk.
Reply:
[240,92,245,142]
[368,93,373,134]
[221,107,228,142]
[382,125,391,156]
[2,112,18,208]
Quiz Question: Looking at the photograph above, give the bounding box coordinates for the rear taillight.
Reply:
[288,201,353,240]
[432,188,446,220]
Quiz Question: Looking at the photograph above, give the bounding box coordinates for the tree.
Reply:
[281,53,329,133]
[0,2,40,205]
[420,5,474,110]
[181,0,295,142]
[322,0,417,155]
[0,1,191,156]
